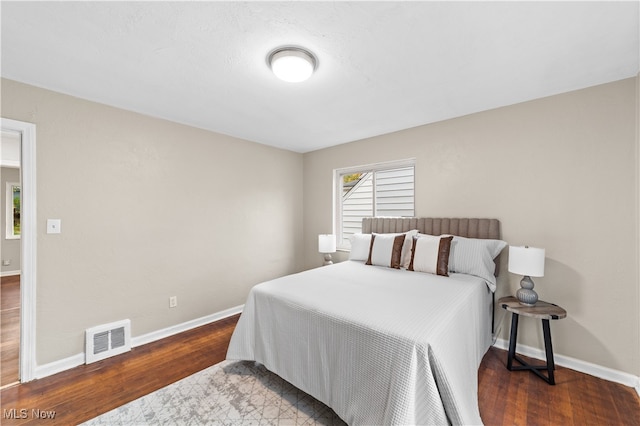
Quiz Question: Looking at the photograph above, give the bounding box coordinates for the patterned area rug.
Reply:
[81,360,346,425]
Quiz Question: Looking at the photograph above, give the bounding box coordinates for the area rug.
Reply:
[81,360,346,425]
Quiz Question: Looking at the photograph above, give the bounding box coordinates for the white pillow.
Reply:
[348,233,372,261]
[400,229,419,269]
[366,233,405,268]
[408,234,453,276]
[448,236,507,291]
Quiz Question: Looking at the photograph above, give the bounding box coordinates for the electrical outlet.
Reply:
[2,260,10,266]
[169,296,177,308]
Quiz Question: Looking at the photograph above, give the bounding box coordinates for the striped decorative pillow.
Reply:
[366,233,405,269]
[408,235,453,276]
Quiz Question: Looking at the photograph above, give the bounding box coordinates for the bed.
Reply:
[226,218,505,425]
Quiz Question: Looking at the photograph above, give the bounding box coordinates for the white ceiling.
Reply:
[1,1,638,153]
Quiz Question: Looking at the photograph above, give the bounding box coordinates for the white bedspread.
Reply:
[226,261,492,425]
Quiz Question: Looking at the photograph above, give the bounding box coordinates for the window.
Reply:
[5,182,20,239]
[335,160,415,249]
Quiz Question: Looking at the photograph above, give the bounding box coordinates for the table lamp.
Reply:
[508,245,545,306]
[318,234,336,266]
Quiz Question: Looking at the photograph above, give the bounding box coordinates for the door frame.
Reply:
[1,118,36,382]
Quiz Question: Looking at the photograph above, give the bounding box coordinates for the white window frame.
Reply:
[334,158,415,250]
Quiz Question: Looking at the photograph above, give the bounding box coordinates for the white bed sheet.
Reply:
[226,260,492,425]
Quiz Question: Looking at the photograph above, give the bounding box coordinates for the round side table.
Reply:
[499,296,567,385]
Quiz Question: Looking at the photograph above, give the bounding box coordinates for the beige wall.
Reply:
[2,75,638,377]
[1,78,304,365]
[303,77,639,376]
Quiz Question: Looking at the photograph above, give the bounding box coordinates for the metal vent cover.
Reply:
[85,320,131,364]
[93,331,110,354]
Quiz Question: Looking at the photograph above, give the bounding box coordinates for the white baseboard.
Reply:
[132,305,243,347]
[32,314,640,398]
[1,270,20,277]
[493,338,640,397]
[34,305,244,380]
[35,353,85,380]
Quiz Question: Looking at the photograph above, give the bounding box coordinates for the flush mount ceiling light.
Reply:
[268,46,317,83]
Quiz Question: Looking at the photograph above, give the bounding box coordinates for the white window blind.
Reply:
[335,160,415,249]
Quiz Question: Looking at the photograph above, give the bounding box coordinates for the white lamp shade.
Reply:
[508,246,545,277]
[270,48,316,82]
[318,234,336,254]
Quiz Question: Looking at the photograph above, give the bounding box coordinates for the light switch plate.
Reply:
[47,219,61,234]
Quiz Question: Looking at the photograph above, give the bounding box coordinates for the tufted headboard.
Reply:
[362,217,500,239]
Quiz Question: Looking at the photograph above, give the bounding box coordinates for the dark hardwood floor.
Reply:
[1,312,638,425]
[0,315,238,425]
[478,347,640,425]
[1,275,20,388]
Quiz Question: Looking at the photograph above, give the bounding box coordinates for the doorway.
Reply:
[1,129,21,387]
[1,118,36,385]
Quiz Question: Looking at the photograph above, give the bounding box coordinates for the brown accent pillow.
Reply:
[408,235,454,276]
[366,233,406,269]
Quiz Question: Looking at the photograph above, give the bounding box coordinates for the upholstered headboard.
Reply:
[362,217,500,239]
[362,217,502,273]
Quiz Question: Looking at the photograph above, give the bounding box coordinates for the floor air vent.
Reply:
[85,319,131,364]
